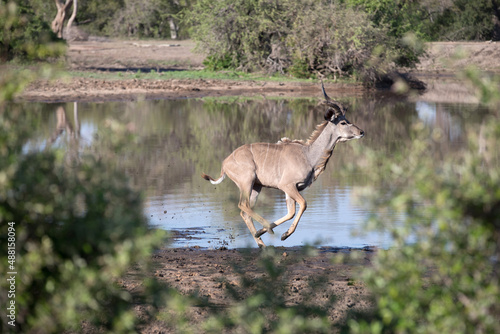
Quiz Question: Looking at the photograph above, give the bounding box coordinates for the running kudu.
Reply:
[202,84,364,247]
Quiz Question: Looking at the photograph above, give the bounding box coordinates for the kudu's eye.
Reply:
[340,121,347,125]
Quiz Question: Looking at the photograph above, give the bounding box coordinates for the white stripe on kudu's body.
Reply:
[202,83,364,248]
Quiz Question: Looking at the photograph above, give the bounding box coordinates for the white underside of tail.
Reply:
[210,173,226,185]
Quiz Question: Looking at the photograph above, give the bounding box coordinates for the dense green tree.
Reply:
[346,0,500,41]
[443,0,498,40]
[186,0,298,71]
[345,0,430,39]
[76,0,191,39]
[76,0,124,35]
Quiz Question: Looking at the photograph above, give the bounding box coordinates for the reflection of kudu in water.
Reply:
[49,104,81,165]
[49,104,80,144]
[202,84,365,247]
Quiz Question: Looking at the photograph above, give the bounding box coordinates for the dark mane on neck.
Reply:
[306,121,329,145]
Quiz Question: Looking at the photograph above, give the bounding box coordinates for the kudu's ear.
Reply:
[324,106,343,121]
[324,108,335,121]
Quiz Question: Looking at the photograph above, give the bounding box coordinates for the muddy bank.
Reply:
[22,77,364,103]
[127,247,374,333]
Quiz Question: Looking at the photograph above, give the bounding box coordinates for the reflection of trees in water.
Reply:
[121,99,319,213]
[30,98,491,218]
[17,98,494,243]
[415,101,490,162]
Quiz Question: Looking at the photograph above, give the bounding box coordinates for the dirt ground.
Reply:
[23,76,364,103]
[19,39,500,332]
[130,247,375,332]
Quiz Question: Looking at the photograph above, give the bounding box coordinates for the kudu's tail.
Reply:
[201,171,226,185]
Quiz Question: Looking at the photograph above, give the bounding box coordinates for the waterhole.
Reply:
[19,96,490,248]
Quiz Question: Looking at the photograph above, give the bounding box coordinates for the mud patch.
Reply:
[168,227,232,249]
[129,246,374,332]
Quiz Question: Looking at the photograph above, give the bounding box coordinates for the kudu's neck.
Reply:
[305,122,339,171]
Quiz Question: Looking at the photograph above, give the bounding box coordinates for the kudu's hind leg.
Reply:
[255,193,296,238]
[236,181,274,234]
[241,185,266,247]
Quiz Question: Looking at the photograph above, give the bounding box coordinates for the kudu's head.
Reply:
[321,82,364,142]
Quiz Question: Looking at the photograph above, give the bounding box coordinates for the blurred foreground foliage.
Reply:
[347,78,500,332]
[0,109,167,333]
[1,3,169,332]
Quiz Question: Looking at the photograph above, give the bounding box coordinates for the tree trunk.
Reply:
[51,0,65,38]
[65,0,77,40]
[51,0,73,39]
[493,0,500,41]
[168,17,178,40]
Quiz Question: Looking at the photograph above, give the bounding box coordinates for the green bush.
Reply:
[285,2,398,82]
[185,0,411,83]
[345,0,500,42]
[438,0,497,41]
[287,58,311,79]
[0,110,166,333]
[348,108,500,332]
[203,53,235,71]
[186,0,289,72]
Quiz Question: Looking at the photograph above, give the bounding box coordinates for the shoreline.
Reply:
[17,39,500,104]
[19,70,490,104]
[21,77,366,103]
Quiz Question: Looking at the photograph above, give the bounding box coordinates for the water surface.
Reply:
[20,96,490,248]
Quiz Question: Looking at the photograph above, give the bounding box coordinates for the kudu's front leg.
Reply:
[255,193,296,238]
[280,186,307,241]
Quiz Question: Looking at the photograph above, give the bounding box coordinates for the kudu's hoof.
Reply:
[255,223,276,238]
[255,229,266,238]
[281,232,290,241]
